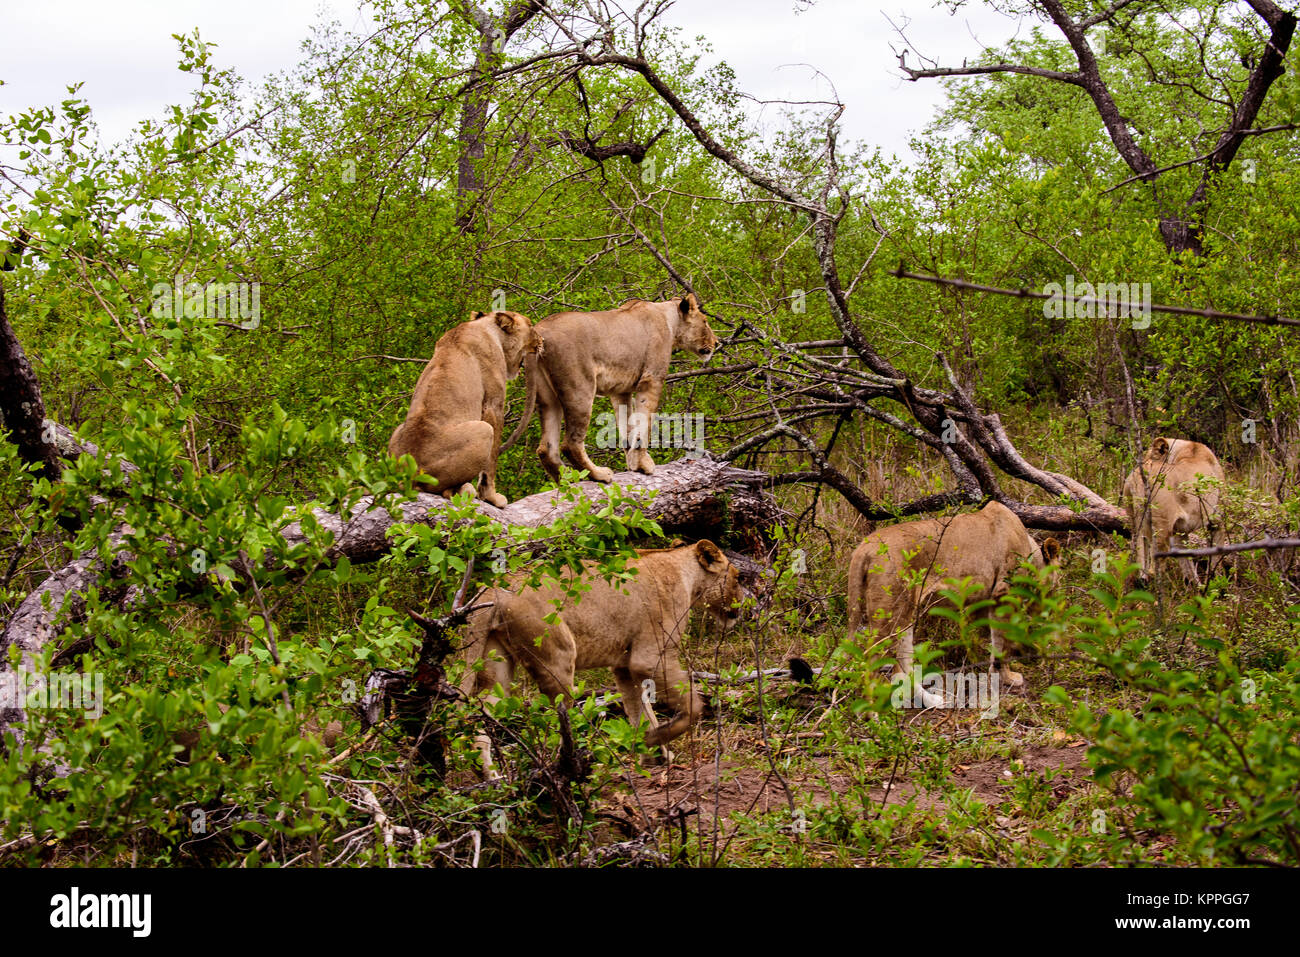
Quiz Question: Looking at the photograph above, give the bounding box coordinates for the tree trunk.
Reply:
[454,0,543,233]
[0,275,61,483]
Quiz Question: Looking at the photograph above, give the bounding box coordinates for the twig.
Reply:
[356,354,429,363]
[689,666,822,684]
[355,784,397,868]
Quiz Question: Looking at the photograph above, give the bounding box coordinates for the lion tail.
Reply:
[500,343,545,452]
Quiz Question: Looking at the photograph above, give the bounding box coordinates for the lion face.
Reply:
[695,540,746,629]
[673,293,719,360]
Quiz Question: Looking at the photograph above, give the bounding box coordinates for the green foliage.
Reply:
[1043,590,1300,866]
[3,0,1300,867]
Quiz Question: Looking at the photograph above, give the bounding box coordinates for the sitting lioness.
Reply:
[1122,437,1225,585]
[501,294,719,483]
[846,500,1060,708]
[459,540,743,773]
[388,310,542,507]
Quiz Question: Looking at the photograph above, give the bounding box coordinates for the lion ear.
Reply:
[1042,537,1061,564]
[494,311,515,331]
[695,539,726,570]
[1152,437,1170,456]
[471,310,487,320]
[678,294,693,316]
[531,331,546,357]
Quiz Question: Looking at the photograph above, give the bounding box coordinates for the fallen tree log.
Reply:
[0,453,783,750]
[279,452,782,563]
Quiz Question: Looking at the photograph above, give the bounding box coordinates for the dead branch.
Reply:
[541,20,1125,532]
[1158,537,1300,558]
[893,266,1300,329]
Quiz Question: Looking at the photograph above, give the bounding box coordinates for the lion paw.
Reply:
[484,491,508,508]
[588,466,615,483]
[626,448,656,474]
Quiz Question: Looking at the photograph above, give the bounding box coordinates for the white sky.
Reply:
[0,0,1027,163]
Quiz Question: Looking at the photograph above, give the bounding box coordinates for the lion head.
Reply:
[671,293,720,360]
[694,539,746,629]
[472,309,540,377]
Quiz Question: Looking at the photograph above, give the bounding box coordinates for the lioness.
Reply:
[1122,437,1225,585]
[459,540,744,772]
[502,294,719,483]
[846,500,1060,708]
[388,310,543,507]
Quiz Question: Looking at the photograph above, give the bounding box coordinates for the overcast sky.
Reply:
[0,0,1027,163]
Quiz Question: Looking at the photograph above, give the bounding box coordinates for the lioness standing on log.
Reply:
[502,294,719,482]
[388,310,542,507]
[847,501,1060,708]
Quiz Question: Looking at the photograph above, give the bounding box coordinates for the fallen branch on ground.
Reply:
[1157,537,1300,558]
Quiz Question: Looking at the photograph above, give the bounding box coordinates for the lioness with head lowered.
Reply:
[388,310,542,507]
[1122,437,1225,585]
[502,294,719,483]
[847,500,1060,708]
[458,540,743,771]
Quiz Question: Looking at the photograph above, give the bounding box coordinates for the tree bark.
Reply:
[0,269,61,483]
[0,535,128,757]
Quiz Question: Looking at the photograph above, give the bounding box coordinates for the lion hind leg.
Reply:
[419,421,495,499]
[558,386,614,483]
[638,659,702,749]
[468,635,515,781]
[535,372,564,481]
[516,616,578,703]
[479,408,508,508]
[613,666,648,726]
[893,623,946,709]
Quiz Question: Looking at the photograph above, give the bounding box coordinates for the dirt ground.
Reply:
[610,741,1091,836]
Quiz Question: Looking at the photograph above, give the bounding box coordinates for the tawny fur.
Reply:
[1121,437,1225,584]
[388,310,542,507]
[846,500,1059,707]
[460,540,743,771]
[503,294,719,483]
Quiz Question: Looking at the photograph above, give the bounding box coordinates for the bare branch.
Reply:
[1158,537,1300,558]
[893,266,1300,328]
[898,56,1082,86]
